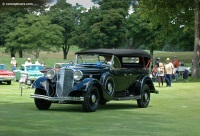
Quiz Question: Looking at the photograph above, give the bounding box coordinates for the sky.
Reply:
[51,0,98,8]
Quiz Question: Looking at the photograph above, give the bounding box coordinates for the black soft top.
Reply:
[76,49,151,58]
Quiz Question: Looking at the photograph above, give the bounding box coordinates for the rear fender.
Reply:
[32,76,48,89]
[134,75,158,95]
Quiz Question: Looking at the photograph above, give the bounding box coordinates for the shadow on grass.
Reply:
[0,97,151,113]
[0,82,11,85]
[0,101,142,113]
[45,102,141,112]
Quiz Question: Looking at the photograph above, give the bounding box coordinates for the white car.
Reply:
[178,62,191,76]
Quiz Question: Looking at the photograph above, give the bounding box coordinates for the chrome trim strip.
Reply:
[0,76,15,80]
[115,95,141,100]
[30,94,84,101]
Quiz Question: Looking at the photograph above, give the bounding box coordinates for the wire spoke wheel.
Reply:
[82,86,100,112]
[137,84,150,108]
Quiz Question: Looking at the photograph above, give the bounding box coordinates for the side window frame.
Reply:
[111,56,121,70]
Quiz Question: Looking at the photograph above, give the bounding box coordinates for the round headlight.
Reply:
[46,70,55,79]
[74,70,83,80]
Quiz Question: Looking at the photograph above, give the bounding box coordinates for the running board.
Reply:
[113,95,141,101]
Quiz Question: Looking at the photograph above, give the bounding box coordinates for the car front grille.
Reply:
[56,69,74,97]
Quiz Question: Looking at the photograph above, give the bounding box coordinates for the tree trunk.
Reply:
[10,48,15,58]
[18,50,23,58]
[150,49,154,71]
[193,0,200,78]
[126,38,131,48]
[62,44,70,60]
[36,48,40,59]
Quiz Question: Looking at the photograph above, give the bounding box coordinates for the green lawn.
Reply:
[0,77,200,136]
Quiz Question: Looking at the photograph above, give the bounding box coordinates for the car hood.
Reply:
[23,71,43,74]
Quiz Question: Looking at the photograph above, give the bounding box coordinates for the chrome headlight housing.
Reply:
[46,69,55,79]
[73,70,83,80]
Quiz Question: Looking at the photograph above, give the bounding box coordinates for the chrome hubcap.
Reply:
[107,83,113,93]
[91,94,96,103]
[144,93,148,101]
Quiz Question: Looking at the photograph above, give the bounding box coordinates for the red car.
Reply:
[0,64,15,85]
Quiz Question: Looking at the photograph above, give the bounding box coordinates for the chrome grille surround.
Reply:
[56,69,74,97]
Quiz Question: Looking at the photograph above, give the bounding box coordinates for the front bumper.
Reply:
[30,94,84,102]
[0,76,15,81]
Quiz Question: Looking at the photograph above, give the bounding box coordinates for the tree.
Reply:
[48,0,76,60]
[76,0,129,49]
[5,14,64,58]
[0,8,28,57]
[126,7,166,69]
[140,0,199,78]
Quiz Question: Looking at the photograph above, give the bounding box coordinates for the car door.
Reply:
[121,57,146,90]
[109,56,128,92]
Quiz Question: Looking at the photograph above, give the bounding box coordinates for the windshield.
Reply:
[76,54,106,64]
[0,65,8,70]
[25,65,44,72]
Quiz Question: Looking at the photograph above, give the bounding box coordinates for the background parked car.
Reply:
[54,63,73,72]
[13,64,44,83]
[178,62,191,76]
[0,64,15,85]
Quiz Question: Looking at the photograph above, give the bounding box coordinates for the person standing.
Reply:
[35,59,40,65]
[164,58,174,87]
[155,57,161,67]
[10,57,17,71]
[173,56,179,81]
[157,62,165,87]
[25,58,32,65]
[150,65,158,82]
[41,59,46,67]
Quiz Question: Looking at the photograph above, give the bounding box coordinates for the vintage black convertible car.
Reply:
[31,49,158,112]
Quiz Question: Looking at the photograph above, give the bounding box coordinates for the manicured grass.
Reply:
[0,77,200,136]
[153,51,193,65]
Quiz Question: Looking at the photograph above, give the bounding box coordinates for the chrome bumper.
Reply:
[0,76,15,81]
[30,94,84,102]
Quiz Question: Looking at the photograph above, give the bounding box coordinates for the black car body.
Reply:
[31,49,158,112]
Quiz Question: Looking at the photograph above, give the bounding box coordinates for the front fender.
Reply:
[32,76,48,89]
[72,78,102,91]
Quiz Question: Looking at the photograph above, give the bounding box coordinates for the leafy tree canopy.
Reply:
[5,14,64,58]
[76,0,129,49]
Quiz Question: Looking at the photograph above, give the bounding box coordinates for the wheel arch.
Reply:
[140,76,157,93]
[132,75,157,95]
[92,82,106,103]
[78,78,108,102]
[32,76,48,89]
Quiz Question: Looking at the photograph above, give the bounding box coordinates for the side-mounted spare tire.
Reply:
[82,86,100,112]
[137,84,150,108]
[34,88,51,110]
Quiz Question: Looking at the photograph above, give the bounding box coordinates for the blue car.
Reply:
[13,64,44,83]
